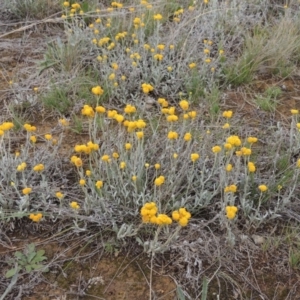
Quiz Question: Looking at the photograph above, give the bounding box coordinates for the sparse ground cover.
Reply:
[1,0,300,299]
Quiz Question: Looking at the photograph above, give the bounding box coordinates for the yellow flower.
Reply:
[157,44,165,50]
[291,109,299,115]
[23,187,32,195]
[212,146,221,153]
[140,202,158,223]
[141,83,154,94]
[56,192,64,199]
[219,49,224,55]
[17,162,27,172]
[154,175,165,186]
[125,143,132,150]
[111,63,118,70]
[222,110,233,118]
[107,110,117,118]
[153,14,162,20]
[71,155,83,167]
[108,73,115,81]
[96,106,106,113]
[101,155,110,162]
[79,179,86,186]
[258,185,268,192]
[63,1,70,7]
[91,86,104,95]
[86,170,91,176]
[179,100,189,110]
[112,152,119,159]
[29,213,43,222]
[33,164,44,172]
[297,159,300,168]
[132,175,137,181]
[203,48,210,54]
[222,123,230,129]
[226,164,233,172]
[224,185,237,193]
[225,206,238,220]
[59,118,69,126]
[24,123,36,132]
[154,163,160,170]
[205,58,211,63]
[124,104,137,114]
[154,54,163,61]
[120,162,126,169]
[173,153,178,159]
[167,66,173,72]
[145,163,150,168]
[167,131,178,140]
[44,134,52,140]
[95,181,103,189]
[81,105,95,117]
[188,111,197,118]
[136,131,144,139]
[0,122,14,131]
[247,137,258,144]
[241,147,251,156]
[154,214,172,226]
[15,151,20,157]
[191,153,199,162]
[70,201,80,209]
[189,62,196,69]
[226,135,241,147]
[184,132,192,141]
[248,162,256,173]
[172,208,191,226]
[114,114,124,123]
[166,115,178,122]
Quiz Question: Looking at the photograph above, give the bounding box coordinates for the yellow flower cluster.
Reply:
[55,192,64,199]
[248,162,256,172]
[224,185,237,193]
[153,14,163,20]
[179,100,189,110]
[23,187,32,195]
[29,213,43,222]
[94,181,103,189]
[154,175,165,186]
[168,131,178,139]
[140,202,158,223]
[24,123,36,132]
[226,135,241,147]
[0,122,14,135]
[172,208,191,226]
[225,206,238,220]
[81,105,95,117]
[70,201,80,209]
[212,145,221,153]
[140,202,172,225]
[191,153,199,162]
[258,185,268,192]
[91,85,104,95]
[70,155,83,167]
[141,83,154,94]
[247,137,258,144]
[74,141,99,154]
[124,104,137,114]
[222,110,233,118]
[33,164,44,172]
[17,162,27,172]
[111,1,123,8]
